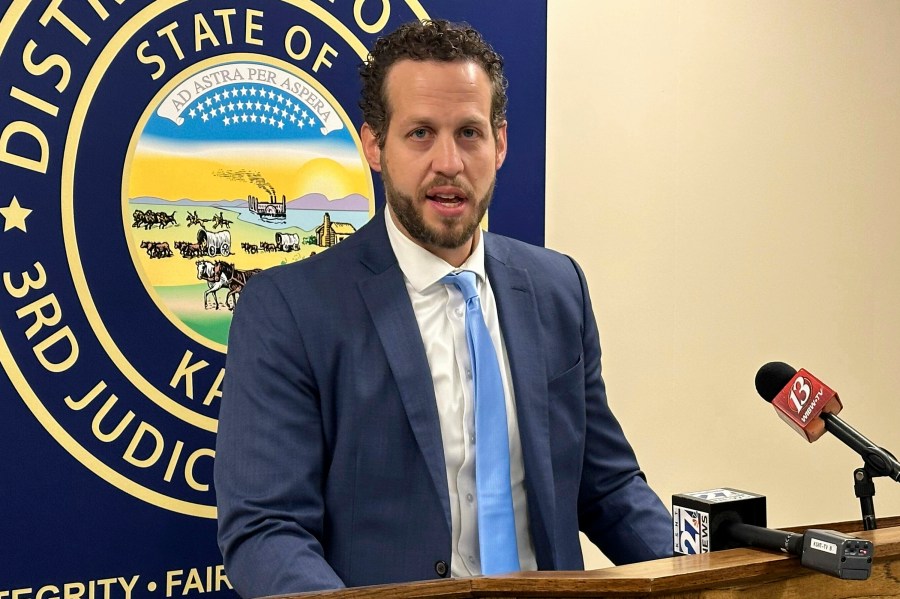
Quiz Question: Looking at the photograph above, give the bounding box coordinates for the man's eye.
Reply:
[410,128,428,139]
[461,128,478,139]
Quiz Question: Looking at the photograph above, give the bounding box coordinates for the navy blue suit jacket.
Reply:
[214,212,672,598]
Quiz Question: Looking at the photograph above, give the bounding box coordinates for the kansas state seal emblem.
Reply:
[0,0,434,518]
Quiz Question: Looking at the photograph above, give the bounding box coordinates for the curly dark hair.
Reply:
[359,19,508,146]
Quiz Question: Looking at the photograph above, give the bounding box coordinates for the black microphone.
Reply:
[728,523,874,580]
[755,362,900,482]
[673,488,874,579]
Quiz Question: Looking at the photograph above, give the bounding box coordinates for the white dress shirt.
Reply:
[384,207,537,576]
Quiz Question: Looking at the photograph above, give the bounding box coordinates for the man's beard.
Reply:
[382,167,495,251]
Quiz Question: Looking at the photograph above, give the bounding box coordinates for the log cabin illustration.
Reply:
[316,212,356,247]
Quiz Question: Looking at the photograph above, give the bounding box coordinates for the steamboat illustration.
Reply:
[248,191,287,221]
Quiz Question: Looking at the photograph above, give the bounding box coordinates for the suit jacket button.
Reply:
[434,560,449,577]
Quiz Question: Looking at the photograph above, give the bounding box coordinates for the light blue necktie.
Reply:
[441,270,520,575]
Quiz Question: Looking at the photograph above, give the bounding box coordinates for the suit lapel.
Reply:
[485,235,557,569]
[356,216,451,531]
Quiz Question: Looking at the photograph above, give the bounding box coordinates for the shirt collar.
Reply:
[384,205,486,293]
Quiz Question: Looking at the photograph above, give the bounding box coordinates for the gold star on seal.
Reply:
[0,196,33,233]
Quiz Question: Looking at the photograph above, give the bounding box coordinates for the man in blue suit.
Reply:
[215,19,672,598]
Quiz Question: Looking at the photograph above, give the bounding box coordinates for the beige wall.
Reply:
[545,0,900,569]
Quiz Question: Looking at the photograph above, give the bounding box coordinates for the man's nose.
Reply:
[431,136,464,177]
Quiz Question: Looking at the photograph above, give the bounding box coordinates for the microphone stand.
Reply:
[820,412,900,531]
[853,466,877,530]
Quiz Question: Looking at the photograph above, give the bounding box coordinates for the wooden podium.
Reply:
[276,517,900,598]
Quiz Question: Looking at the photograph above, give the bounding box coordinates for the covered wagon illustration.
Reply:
[198,228,231,257]
[275,232,300,252]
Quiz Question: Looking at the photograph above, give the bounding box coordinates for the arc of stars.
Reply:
[186,86,324,134]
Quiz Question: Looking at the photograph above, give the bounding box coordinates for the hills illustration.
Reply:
[131,193,369,211]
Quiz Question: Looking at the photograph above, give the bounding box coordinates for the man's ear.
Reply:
[495,121,508,170]
[361,123,382,172]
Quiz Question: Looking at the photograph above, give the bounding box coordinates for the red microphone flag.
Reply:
[771,368,843,442]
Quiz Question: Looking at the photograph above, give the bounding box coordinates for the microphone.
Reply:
[673,488,874,580]
[755,362,900,482]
